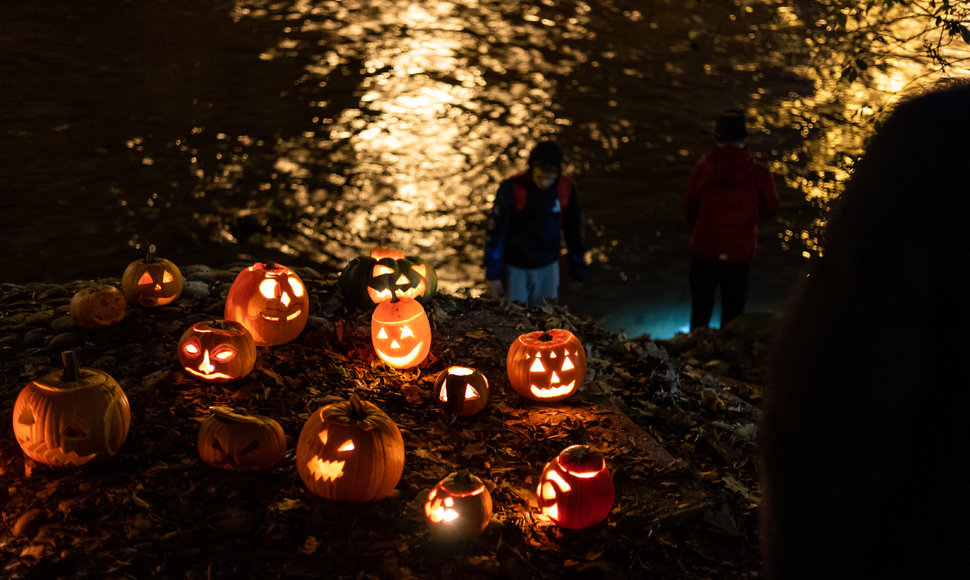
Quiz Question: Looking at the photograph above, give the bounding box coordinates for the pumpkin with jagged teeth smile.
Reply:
[507,329,587,402]
[296,394,405,503]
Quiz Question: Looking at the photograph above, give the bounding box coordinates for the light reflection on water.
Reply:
[2,0,966,338]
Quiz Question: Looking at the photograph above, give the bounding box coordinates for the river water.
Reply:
[1,0,962,337]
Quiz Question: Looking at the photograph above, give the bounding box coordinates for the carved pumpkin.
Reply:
[69,283,126,328]
[177,320,256,383]
[537,445,614,529]
[296,393,405,502]
[121,244,183,307]
[224,262,309,346]
[507,329,587,402]
[12,351,131,467]
[339,247,438,308]
[425,470,493,539]
[371,296,432,369]
[434,366,489,417]
[197,406,286,472]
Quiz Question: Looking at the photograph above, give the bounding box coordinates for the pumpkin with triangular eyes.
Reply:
[12,351,131,467]
[425,470,493,539]
[371,296,431,369]
[121,244,183,307]
[339,247,437,309]
[537,445,614,529]
[434,366,489,417]
[70,283,127,328]
[197,407,286,472]
[177,320,256,383]
[296,394,405,503]
[224,262,309,346]
[507,329,587,402]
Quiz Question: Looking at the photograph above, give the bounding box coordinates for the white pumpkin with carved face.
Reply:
[296,394,405,503]
[371,296,431,369]
[224,262,309,346]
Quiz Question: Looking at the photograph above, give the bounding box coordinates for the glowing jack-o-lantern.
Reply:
[69,283,127,328]
[224,262,309,346]
[425,470,493,539]
[197,406,286,472]
[12,351,131,467]
[537,445,614,529]
[177,320,256,383]
[121,244,183,307]
[434,366,489,417]
[371,296,431,369]
[339,247,438,309]
[296,393,405,502]
[507,329,587,402]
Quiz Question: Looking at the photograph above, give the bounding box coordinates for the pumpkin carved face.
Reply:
[197,407,286,472]
[371,297,431,369]
[12,351,131,467]
[121,245,183,307]
[507,329,586,402]
[537,445,614,529]
[224,262,309,346]
[296,394,405,503]
[178,320,256,382]
[425,470,493,539]
[434,367,489,417]
[339,247,437,309]
[70,284,127,328]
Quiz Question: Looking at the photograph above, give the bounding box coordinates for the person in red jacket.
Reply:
[684,110,779,330]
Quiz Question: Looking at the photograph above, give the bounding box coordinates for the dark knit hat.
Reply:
[528,141,564,169]
[715,110,748,142]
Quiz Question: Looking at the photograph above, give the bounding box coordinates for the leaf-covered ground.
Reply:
[0,266,774,579]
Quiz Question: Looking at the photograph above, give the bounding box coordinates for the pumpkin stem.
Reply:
[347,393,368,418]
[61,350,80,382]
[145,244,158,263]
[563,445,594,463]
[538,331,554,342]
[454,469,473,485]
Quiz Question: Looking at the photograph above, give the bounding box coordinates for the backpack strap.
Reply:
[512,172,572,212]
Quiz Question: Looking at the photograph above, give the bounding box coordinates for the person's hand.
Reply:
[486,279,504,298]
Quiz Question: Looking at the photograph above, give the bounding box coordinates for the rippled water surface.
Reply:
[2,0,964,337]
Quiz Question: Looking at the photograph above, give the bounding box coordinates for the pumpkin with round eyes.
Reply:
[224,262,309,346]
[425,470,493,539]
[339,247,437,309]
[177,320,256,383]
[12,351,131,467]
[434,366,489,417]
[296,393,405,503]
[507,329,587,402]
[371,296,431,369]
[197,406,286,472]
[69,283,127,328]
[121,244,183,307]
[537,445,614,529]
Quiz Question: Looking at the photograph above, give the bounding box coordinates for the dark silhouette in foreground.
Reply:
[761,82,970,578]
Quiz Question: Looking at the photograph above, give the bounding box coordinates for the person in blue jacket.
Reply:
[483,141,587,307]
